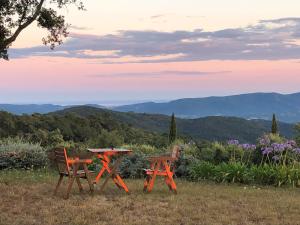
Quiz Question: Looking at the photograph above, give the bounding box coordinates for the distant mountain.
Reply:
[114,92,300,123]
[52,106,295,143]
[0,104,104,115]
[0,104,65,115]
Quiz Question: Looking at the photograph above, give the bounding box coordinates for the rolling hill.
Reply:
[52,106,295,143]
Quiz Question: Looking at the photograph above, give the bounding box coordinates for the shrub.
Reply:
[121,144,162,155]
[0,137,47,169]
[119,152,148,179]
[189,161,300,187]
[189,161,216,181]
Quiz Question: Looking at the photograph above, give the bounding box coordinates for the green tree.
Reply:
[271,113,279,134]
[0,0,84,60]
[169,113,177,144]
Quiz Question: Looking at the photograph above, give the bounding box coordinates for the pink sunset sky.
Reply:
[1,0,300,105]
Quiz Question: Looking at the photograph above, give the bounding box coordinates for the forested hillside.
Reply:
[52,106,295,143]
[0,110,168,148]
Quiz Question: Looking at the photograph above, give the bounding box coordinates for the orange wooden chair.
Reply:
[143,145,181,194]
[53,147,94,199]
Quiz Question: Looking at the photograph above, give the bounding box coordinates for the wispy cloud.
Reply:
[150,14,166,19]
[87,70,231,78]
[69,25,91,31]
[10,17,300,63]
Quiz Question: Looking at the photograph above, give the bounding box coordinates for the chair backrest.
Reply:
[171,145,181,160]
[53,147,70,174]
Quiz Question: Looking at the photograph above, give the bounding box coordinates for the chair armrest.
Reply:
[67,159,93,164]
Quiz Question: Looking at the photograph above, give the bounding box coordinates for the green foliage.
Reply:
[169,113,177,144]
[121,144,162,155]
[88,130,124,148]
[119,152,148,179]
[0,110,168,148]
[272,114,279,134]
[1,0,84,59]
[189,162,300,187]
[0,137,47,169]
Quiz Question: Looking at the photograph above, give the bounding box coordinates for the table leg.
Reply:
[94,155,110,183]
[99,157,128,193]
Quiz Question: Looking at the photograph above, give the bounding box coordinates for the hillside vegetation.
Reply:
[52,106,295,143]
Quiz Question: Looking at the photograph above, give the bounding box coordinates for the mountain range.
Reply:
[1,92,300,123]
[114,92,300,123]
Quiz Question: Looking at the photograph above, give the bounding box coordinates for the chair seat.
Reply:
[143,169,169,176]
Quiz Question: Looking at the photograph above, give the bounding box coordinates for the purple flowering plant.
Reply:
[227,134,300,166]
[227,139,256,164]
[258,134,300,166]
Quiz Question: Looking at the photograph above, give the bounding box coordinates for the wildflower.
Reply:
[293,148,300,154]
[228,140,239,145]
[262,147,273,155]
[240,144,256,151]
[271,143,285,152]
[259,136,270,146]
[272,155,280,162]
[286,140,297,147]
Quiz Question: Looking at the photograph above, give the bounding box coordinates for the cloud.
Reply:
[9,17,300,63]
[87,70,231,78]
[150,14,166,19]
[69,25,91,31]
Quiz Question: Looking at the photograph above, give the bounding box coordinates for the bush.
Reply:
[119,152,148,179]
[121,144,162,155]
[189,161,300,187]
[0,137,47,169]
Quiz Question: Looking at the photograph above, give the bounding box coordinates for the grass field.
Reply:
[0,170,300,225]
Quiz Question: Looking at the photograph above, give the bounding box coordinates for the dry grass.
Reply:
[0,170,300,225]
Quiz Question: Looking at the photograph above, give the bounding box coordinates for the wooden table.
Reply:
[88,148,132,193]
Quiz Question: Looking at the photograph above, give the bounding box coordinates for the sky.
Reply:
[1,0,300,105]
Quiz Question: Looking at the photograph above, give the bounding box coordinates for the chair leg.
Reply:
[83,164,94,193]
[164,176,173,191]
[54,174,64,195]
[65,177,75,199]
[143,175,150,192]
[147,162,160,193]
[162,161,177,194]
[169,177,177,194]
[76,178,83,192]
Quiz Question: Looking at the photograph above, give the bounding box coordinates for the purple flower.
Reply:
[272,155,280,162]
[259,136,271,146]
[293,148,300,154]
[228,139,239,145]
[240,144,256,151]
[271,143,285,152]
[284,143,293,150]
[262,147,273,155]
[286,140,297,147]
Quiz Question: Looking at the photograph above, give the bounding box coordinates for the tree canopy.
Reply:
[0,0,84,60]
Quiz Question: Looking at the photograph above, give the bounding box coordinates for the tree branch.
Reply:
[2,0,45,49]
